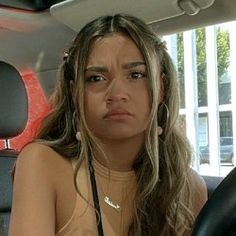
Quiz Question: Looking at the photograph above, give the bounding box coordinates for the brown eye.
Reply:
[86,75,105,83]
[130,71,146,80]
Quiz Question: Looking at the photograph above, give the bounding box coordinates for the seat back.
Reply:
[0,151,17,235]
[202,175,224,198]
[192,167,236,236]
[0,61,28,236]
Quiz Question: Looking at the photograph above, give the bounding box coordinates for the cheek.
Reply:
[142,93,151,116]
[133,89,151,125]
[84,92,94,120]
[139,86,151,112]
[84,90,104,123]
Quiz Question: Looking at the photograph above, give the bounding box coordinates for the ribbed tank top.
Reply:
[56,158,137,236]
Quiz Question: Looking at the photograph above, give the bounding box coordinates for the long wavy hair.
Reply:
[36,14,194,235]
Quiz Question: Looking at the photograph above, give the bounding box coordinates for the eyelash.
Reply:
[129,71,147,80]
[85,70,147,83]
[85,75,105,83]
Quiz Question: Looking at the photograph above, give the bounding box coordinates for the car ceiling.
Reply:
[0,0,236,95]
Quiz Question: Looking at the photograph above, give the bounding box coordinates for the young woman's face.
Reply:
[84,34,151,141]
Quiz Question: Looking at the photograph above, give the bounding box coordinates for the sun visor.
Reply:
[50,0,215,32]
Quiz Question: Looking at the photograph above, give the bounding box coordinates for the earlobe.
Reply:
[70,80,74,94]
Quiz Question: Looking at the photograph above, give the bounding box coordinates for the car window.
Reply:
[161,20,236,177]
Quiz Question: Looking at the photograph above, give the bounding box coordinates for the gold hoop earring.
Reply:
[158,102,169,135]
[72,111,81,141]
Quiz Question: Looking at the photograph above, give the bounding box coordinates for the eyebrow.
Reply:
[84,61,146,73]
[122,61,146,70]
[84,66,108,73]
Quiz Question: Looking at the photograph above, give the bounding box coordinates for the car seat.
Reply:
[192,167,236,236]
[0,61,28,236]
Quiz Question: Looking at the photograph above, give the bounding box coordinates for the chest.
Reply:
[56,162,137,236]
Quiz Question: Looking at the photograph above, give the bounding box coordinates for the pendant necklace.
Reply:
[104,196,120,211]
[93,158,121,211]
[88,156,122,236]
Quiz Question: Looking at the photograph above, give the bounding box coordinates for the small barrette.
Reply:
[158,41,167,51]
[63,51,69,62]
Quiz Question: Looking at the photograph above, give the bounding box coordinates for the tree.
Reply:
[176,26,230,107]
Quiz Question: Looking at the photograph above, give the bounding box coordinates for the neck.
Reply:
[93,134,145,171]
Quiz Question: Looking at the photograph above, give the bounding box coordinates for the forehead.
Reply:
[86,33,144,64]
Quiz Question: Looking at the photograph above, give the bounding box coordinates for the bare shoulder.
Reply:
[189,168,207,192]
[14,142,74,210]
[188,168,208,217]
[9,143,73,236]
[16,142,71,181]
[17,142,62,164]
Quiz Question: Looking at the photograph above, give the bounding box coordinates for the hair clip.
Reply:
[158,41,168,51]
[63,51,69,62]
[161,73,166,79]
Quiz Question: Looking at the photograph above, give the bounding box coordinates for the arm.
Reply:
[9,143,57,236]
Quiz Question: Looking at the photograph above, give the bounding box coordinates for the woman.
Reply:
[9,14,207,236]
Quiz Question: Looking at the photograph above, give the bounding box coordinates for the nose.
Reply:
[105,78,129,103]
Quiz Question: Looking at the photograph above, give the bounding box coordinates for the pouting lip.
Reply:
[103,109,134,119]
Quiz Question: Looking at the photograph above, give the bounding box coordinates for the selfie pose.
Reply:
[9,14,207,236]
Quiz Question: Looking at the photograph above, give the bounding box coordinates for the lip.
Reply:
[104,109,134,120]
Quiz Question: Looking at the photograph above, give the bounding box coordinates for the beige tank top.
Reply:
[56,158,137,236]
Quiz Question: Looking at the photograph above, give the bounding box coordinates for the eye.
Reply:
[86,75,106,83]
[130,71,147,80]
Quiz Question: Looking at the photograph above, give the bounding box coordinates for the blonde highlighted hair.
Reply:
[36,14,194,235]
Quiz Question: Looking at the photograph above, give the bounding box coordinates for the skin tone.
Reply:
[84,34,151,171]
[9,143,77,235]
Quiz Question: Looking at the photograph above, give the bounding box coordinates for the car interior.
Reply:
[0,61,28,236]
[0,0,236,235]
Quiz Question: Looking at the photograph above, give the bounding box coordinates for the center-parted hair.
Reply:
[36,14,194,235]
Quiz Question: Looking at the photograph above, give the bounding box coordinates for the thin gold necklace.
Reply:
[104,196,120,211]
[93,160,121,211]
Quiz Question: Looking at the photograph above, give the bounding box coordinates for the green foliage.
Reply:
[177,26,230,107]
[196,28,207,106]
[216,27,230,81]
[177,33,185,108]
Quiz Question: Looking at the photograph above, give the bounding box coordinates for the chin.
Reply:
[96,129,145,141]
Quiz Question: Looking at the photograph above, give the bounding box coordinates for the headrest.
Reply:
[0,61,28,139]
